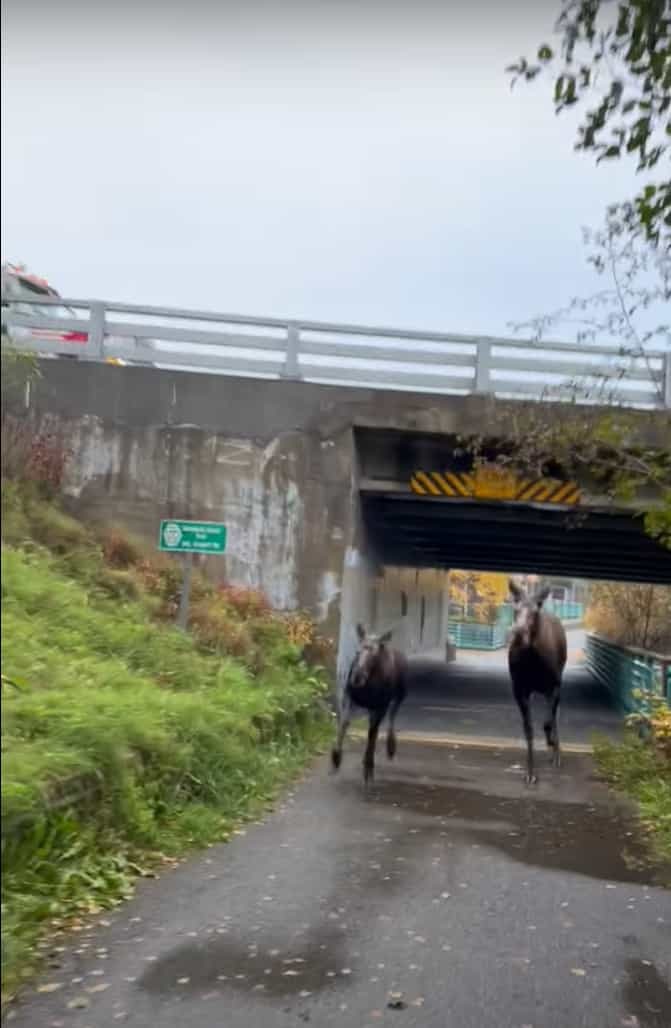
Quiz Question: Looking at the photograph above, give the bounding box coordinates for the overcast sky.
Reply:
[1,0,648,336]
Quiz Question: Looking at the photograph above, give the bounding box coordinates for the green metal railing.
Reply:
[496,601,583,630]
[447,620,508,650]
[584,633,671,715]
[449,601,585,651]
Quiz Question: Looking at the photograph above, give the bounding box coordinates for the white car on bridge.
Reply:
[1,263,154,365]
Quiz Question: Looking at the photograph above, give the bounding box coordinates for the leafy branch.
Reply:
[507,0,671,245]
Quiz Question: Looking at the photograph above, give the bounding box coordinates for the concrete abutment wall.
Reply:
[11,360,661,673]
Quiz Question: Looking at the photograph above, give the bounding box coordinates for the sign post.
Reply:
[158,519,227,630]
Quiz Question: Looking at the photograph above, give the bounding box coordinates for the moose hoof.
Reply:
[525,773,538,786]
[331,748,342,771]
[386,735,397,760]
[363,763,375,785]
[553,752,562,769]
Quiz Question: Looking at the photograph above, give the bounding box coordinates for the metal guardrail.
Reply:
[584,632,671,714]
[2,295,669,407]
[498,600,584,625]
[448,620,508,650]
[449,601,585,651]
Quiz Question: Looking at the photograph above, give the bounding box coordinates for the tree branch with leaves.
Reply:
[508,0,670,246]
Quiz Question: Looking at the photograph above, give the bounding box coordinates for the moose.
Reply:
[331,624,408,785]
[508,579,567,785]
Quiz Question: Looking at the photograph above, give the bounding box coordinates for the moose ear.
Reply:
[379,629,393,645]
[535,586,551,608]
[356,623,366,642]
[509,579,523,602]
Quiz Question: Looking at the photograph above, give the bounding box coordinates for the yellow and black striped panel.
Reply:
[410,470,581,506]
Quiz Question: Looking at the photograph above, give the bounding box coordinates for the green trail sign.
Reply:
[159,519,228,630]
[158,519,227,554]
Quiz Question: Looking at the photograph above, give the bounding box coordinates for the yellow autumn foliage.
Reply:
[449,569,510,623]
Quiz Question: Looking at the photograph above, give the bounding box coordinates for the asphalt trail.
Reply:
[9,738,670,1028]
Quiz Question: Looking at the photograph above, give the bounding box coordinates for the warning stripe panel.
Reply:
[410,470,581,505]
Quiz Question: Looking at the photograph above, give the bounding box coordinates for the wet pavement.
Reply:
[9,742,670,1028]
[399,629,623,748]
[400,662,623,747]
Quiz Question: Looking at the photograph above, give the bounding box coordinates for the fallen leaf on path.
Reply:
[67,997,90,1010]
[86,983,110,993]
[571,968,586,977]
[37,983,64,994]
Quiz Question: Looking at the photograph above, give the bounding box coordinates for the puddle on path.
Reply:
[620,958,671,1028]
[139,922,352,998]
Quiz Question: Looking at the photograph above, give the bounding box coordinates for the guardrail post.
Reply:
[281,322,301,380]
[474,339,492,393]
[663,351,671,409]
[87,302,106,360]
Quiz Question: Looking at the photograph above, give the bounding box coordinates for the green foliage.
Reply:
[461,408,671,550]
[594,730,671,865]
[1,501,331,1000]
[1,336,40,405]
[508,0,670,246]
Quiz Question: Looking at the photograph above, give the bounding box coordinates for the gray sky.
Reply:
[1,0,646,336]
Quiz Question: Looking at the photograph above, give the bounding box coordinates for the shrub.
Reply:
[626,691,671,762]
[188,594,255,659]
[1,415,71,497]
[586,582,671,652]
[26,500,91,554]
[96,568,142,602]
[217,583,270,618]
[101,529,144,569]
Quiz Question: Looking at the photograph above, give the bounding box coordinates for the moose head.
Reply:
[509,579,551,648]
[349,623,393,687]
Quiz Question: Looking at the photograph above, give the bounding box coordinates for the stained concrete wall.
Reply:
[11,360,661,672]
[370,566,450,656]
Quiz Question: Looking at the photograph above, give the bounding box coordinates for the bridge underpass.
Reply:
[346,487,671,751]
[361,492,671,583]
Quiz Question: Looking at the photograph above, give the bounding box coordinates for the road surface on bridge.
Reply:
[10,745,670,1026]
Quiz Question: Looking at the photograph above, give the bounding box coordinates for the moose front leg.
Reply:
[516,692,536,785]
[543,689,561,769]
[331,691,352,772]
[386,689,405,760]
[363,708,386,785]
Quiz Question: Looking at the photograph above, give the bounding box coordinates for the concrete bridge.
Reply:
[7,351,670,682]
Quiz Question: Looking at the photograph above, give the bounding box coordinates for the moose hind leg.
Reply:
[549,689,561,769]
[363,708,386,785]
[331,693,352,771]
[386,691,405,760]
[517,693,536,785]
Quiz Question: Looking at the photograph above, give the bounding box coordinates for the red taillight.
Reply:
[62,331,88,344]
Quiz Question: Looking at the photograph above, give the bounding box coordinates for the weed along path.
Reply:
[8,743,671,1028]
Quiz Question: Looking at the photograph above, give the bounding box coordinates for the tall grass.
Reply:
[1,488,331,1000]
[594,734,671,868]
